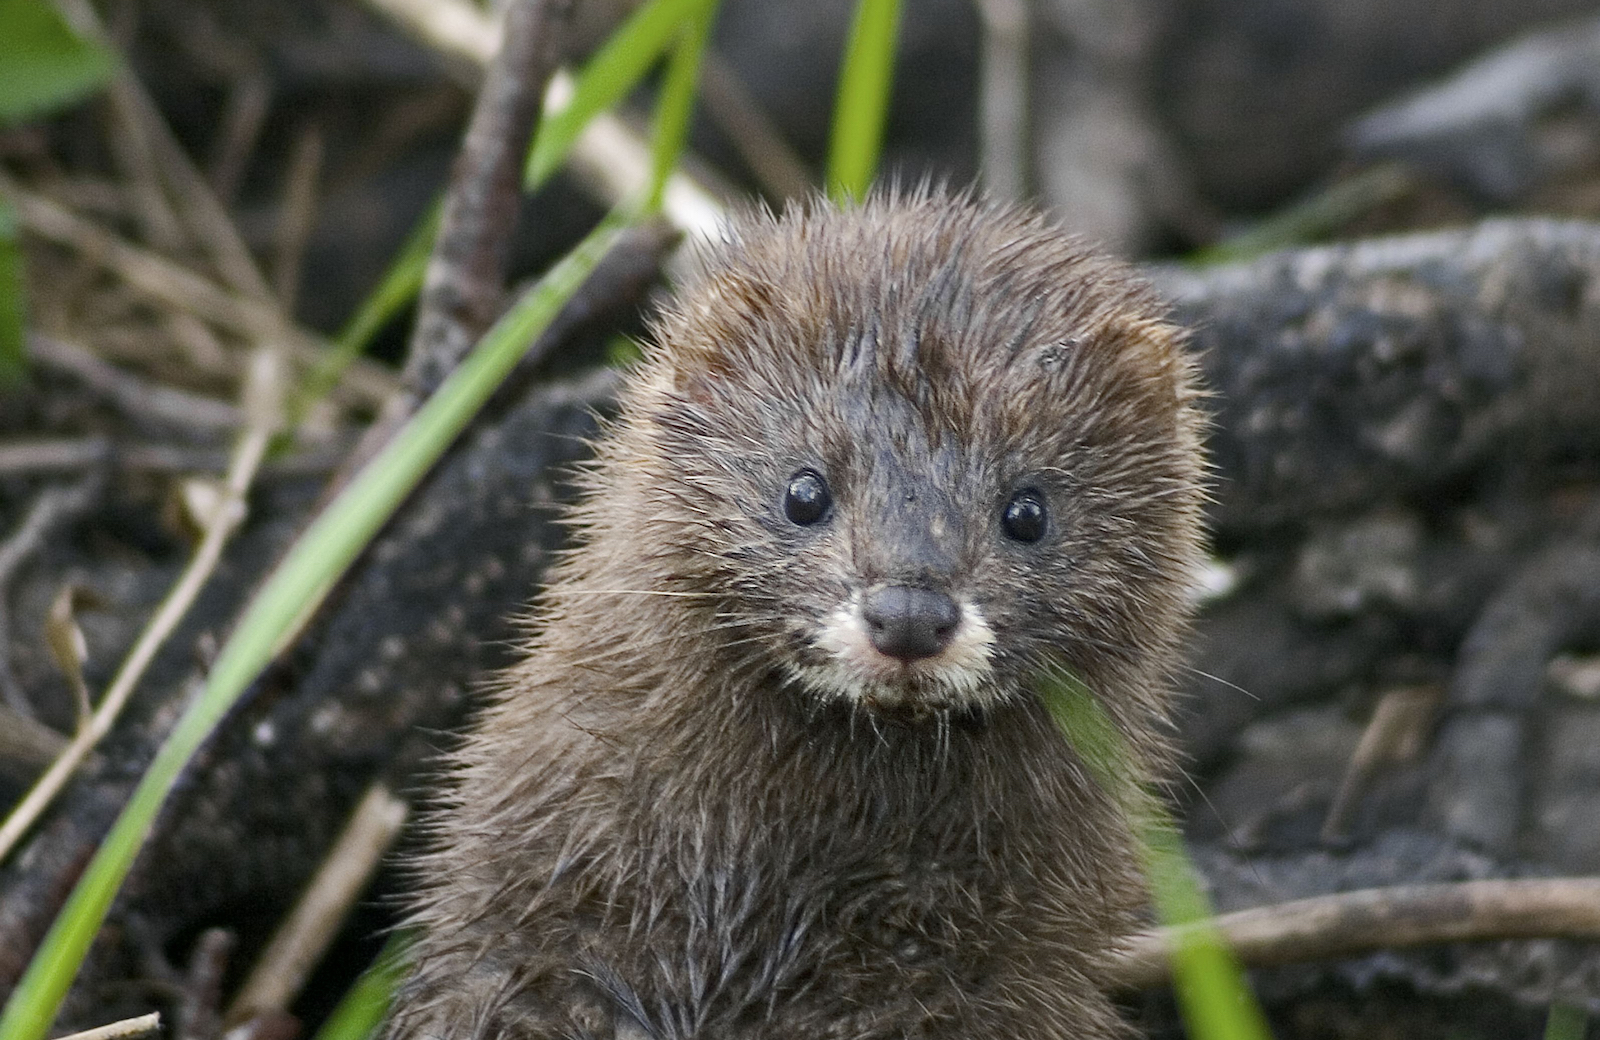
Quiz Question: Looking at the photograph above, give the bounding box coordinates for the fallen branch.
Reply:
[409,0,568,394]
[1109,877,1600,990]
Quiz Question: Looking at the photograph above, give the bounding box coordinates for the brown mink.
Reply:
[387,191,1208,1039]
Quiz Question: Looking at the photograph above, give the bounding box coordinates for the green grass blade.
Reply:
[827,0,901,201]
[1142,818,1276,1040]
[310,934,410,1040]
[0,198,22,381]
[0,213,631,1040]
[0,0,114,124]
[525,0,703,190]
[1544,1003,1588,1040]
[288,196,443,423]
[1187,164,1414,267]
[645,0,720,213]
[1039,667,1274,1040]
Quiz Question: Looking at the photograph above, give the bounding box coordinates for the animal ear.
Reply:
[653,271,778,400]
[1110,317,1194,398]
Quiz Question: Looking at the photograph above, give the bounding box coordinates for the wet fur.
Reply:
[389,191,1208,1039]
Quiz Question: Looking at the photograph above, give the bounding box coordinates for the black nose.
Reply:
[861,586,961,662]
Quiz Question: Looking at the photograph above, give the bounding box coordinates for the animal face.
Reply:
[622,193,1208,718]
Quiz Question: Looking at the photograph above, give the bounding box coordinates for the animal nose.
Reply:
[861,586,960,662]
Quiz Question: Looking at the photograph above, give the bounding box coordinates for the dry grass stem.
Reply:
[272,127,325,314]
[45,584,93,726]
[208,73,274,206]
[104,79,190,254]
[226,783,409,1021]
[4,181,397,404]
[0,439,350,478]
[1321,684,1439,841]
[0,439,111,476]
[100,84,241,381]
[176,928,234,1040]
[0,350,285,865]
[699,53,813,200]
[0,706,69,780]
[51,0,275,303]
[0,475,103,716]
[52,1012,161,1040]
[1111,877,1600,990]
[29,333,244,433]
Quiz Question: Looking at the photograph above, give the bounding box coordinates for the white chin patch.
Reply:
[792,593,1001,711]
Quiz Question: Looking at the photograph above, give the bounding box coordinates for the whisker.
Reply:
[1178,665,1257,701]
[560,589,725,599]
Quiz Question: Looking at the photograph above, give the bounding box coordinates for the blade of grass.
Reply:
[289,196,443,424]
[0,0,113,124]
[1039,667,1274,1040]
[645,0,720,213]
[0,198,21,381]
[309,935,410,1040]
[1186,164,1414,267]
[0,212,631,1040]
[827,0,901,201]
[1544,1003,1588,1040]
[525,0,703,190]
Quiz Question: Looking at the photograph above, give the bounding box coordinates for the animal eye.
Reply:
[1001,488,1048,542]
[784,470,832,526]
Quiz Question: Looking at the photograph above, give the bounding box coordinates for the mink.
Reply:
[388,190,1208,1040]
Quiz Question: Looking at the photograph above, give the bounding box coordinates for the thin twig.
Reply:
[409,0,567,395]
[0,350,285,864]
[975,0,1029,199]
[0,705,68,783]
[0,438,347,478]
[52,1012,161,1040]
[51,0,275,302]
[2,180,398,404]
[699,52,813,200]
[327,0,568,496]
[1109,877,1600,990]
[362,0,725,237]
[0,475,103,716]
[272,126,324,315]
[28,333,244,433]
[226,783,409,1021]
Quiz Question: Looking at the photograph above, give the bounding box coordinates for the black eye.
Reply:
[1001,488,1048,542]
[784,470,832,526]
